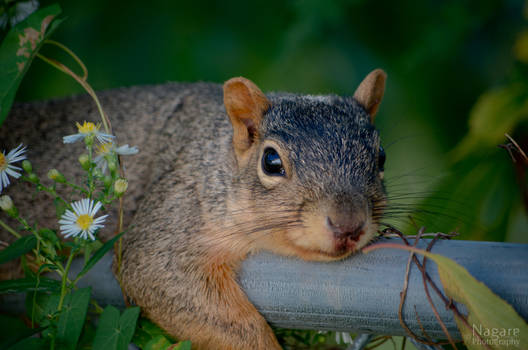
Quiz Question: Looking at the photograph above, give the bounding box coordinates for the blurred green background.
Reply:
[3,0,528,242]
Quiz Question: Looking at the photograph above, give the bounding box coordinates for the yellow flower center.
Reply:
[97,142,113,155]
[76,121,99,134]
[76,214,93,230]
[0,153,5,171]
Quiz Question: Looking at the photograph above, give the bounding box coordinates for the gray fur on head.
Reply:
[262,93,383,209]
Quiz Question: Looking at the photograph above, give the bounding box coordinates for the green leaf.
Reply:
[76,231,124,280]
[0,314,45,349]
[425,252,528,349]
[25,291,60,326]
[39,229,60,247]
[93,306,120,349]
[55,287,91,350]
[76,320,97,350]
[144,335,172,350]
[7,337,48,350]
[93,306,140,350]
[0,277,60,294]
[131,328,152,349]
[83,239,103,265]
[139,318,171,338]
[370,245,528,350]
[0,235,36,265]
[0,4,63,125]
[132,317,177,349]
[172,340,192,350]
[453,84,528,161]
[119,307,141,346]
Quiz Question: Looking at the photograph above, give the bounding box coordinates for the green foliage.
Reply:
[0,314,46,349]
[0,234,36,264]
[7,337,48,350]
[52,288,91,349]
[172,340,192,350]
[0,4,141,349]
[132,318,183,349]
[76,230,124,280]
[0,277,61,293]
[392,245,528,350]
[24,288,91,349]
[92,306,140,350]
[0,4,62,124]
[454,84,528,160]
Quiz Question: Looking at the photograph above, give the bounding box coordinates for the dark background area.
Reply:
[8,0,528,242]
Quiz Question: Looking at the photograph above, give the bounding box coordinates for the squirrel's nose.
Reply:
[326,216,365,242]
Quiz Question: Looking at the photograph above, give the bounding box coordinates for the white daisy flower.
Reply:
[59,198,108,240]
[0,144,27,193]
[63,121,115,144]
[94,142,139,172]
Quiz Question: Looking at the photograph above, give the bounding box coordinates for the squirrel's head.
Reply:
[223,70,387,261]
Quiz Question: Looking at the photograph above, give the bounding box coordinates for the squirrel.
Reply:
[0,69,387,349]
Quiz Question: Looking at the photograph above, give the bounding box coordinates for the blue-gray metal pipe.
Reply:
[1,238,527,340]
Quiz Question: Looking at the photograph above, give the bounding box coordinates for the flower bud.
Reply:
[114,178,128,196]
[0,195,17,217]
[103,175,113,188]
[0,195,13,211]
[108,160,117,173]
[22,160,32,173]
[28,173,39,184]
[78,154,91,171]
[47,169,66,183]
[93,168,103,178]
[84,134,95,147]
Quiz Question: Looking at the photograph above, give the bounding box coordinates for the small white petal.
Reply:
[8,154,26,163]
[115,145,139,155]
[1,172,10,187]
[63,134,85,144]
[95,132,115,144]
[5,167,21,178]
[7,164,22,171]
[6,144,26,160]
[91,201,103,216]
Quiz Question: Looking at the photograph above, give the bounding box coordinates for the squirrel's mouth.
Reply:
[283,218,378,262]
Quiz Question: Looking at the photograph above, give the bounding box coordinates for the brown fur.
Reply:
[1,71,387,349]
[353,69,386,121]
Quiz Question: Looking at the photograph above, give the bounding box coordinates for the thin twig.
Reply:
[505,133,528,162]
[420,239,457,348]
[397,227,424,341]
[413,305,435,345]
[43,40,88,80]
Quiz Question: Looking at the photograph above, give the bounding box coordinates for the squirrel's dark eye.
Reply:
[378,145,386,172]
[262,147,285,176]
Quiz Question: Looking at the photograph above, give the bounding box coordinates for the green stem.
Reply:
[50,249,74,350]
[14,216,58,265]
[21,176,72,210]
[57,250,75,312]
[40,185,71,209]
[87,145,95,199]
[64,180,89,195]
[36,53,112,134]
[90,299,104,314]
[0,218,21,238]
[51,247,75,350]
[44,40,88,80]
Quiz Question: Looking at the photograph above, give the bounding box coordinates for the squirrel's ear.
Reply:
[353,69,387,122]
[224,77,270,156]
